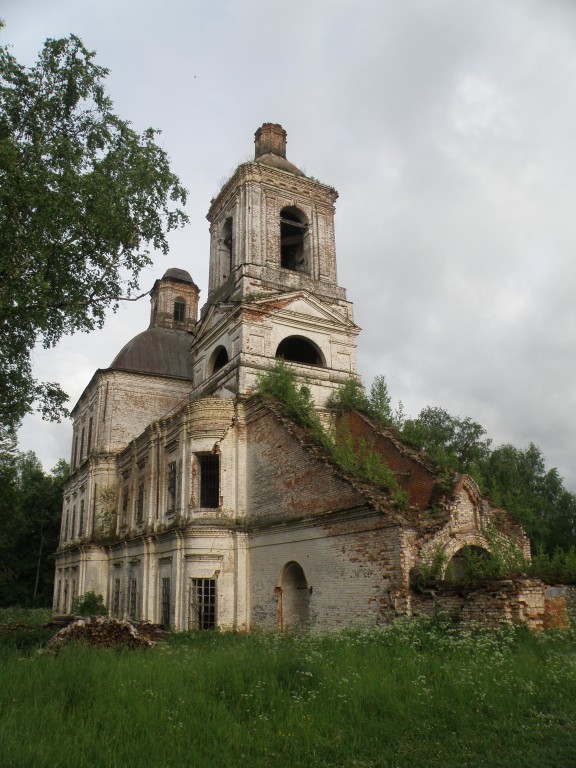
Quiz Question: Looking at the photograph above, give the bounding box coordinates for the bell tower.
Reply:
[206,123,343,306]
[192,124,359,403]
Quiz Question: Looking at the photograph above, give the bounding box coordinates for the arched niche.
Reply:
[280,206,309,273]
[278,561,310,631]
[276,336,324,367]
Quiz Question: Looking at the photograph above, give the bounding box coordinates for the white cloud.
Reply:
[3,0,575,491]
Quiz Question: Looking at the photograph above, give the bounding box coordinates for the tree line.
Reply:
[332,376,576,556]
[0,435,68,607]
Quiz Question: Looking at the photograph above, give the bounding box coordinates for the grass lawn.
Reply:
[0,609,575,767]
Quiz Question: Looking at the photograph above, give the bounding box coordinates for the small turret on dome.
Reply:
[149,268,199,332]
[108,267,199,379]
[254,123,304,176]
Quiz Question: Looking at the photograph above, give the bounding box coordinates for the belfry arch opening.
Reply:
[280,206,309,273]
[209,346,229,376]
[221,217,233,278]
[278,561,310,631]
[276,336,324,367]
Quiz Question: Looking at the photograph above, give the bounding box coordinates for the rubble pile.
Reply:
[46,616,155,650]
[0,623,34,634]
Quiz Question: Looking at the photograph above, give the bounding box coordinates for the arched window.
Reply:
[209,345,229,376]
[221,217,233,279]
[280,206,308,272]
[173,299,186,322]
[276,336,324,367]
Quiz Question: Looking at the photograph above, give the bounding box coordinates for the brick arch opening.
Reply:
[444,545,492,583]
[278,561,310,631]
[280,206,309,272]
[276,336,324,367]
[208,345,229,376]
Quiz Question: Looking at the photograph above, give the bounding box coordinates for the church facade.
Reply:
[54,124,531,631]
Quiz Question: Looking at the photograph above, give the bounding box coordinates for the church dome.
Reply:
[162,267,195,284]
[109,326,194,379]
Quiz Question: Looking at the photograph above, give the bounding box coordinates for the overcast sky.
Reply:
[3,0,576,491]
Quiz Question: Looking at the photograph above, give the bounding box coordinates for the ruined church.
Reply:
[54,124,533,631]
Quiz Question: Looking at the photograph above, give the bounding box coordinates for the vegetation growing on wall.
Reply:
[71,591,108,616]
[257,362,404,503]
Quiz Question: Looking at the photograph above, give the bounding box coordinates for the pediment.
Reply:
[247,291,359,330]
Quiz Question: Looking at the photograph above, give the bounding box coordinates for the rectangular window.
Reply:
[167,461,177,513]
[80,426,85,461]
[56,579,62,611]
[136,480,145,524]
[189,578,217,630]
[63,509,69,541]
[78,500,85,537]
[113,578,121,617]
[87,416,93,452]
[63,581,69,612]
[71,506,76,540]
[199,454,219,508]
[173,300,185,322]
[121,486,129,528]
[73,435,78,470]
[161,577,171,627]
[128,578,138,620]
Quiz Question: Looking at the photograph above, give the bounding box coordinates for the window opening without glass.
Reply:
[199,454,219,508]
[189,578,216,630]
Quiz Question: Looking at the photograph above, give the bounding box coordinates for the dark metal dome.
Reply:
[162,268,194,284]
[109,327,194,379]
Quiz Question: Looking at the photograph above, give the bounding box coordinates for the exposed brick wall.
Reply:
[336,412,438,510]
[246,406,366,523]
[412,578,546,630]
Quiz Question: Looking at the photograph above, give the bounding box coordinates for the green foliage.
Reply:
[453,541,528,586]
[330,429,399,494]
[481,443,576,554]
[369,374,393,426]
[0,450,68,607]
[0,626,575,766]
[399,403,576,554]
[402,406,492,477]
[71,591,108,616]
[530,547,576,584]
[257,360,322,433]
[257,364,401,500]
[413,548,449,589]
[326,377,370,414]
[0,33,188,430]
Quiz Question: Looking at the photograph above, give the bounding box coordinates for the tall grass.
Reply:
[0,618,575,767]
